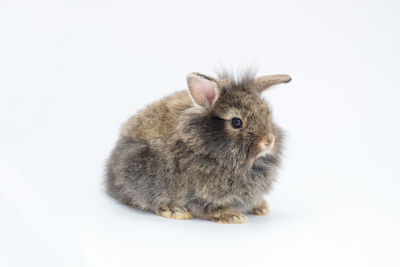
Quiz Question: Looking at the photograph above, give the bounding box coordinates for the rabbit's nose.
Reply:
[259,134,276,151]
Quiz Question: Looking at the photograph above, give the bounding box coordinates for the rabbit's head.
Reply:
[179,70,291,167]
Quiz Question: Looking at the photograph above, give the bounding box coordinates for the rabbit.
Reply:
[105,69,291,224]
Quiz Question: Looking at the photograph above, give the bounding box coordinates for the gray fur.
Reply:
[105,70,290,223]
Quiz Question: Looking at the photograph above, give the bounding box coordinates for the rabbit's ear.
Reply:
[187,73,219,108]
[255,74,291,92]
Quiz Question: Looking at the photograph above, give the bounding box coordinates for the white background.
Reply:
[1,0,399,266]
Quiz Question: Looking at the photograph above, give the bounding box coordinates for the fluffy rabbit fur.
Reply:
[106,70,291,224]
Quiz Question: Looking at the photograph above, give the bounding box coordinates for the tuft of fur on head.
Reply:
[216,67,259,95]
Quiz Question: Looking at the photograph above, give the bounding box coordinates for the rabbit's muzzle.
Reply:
[257,133,276,157]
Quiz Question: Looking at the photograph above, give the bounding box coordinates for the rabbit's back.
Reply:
[121,90,193,143]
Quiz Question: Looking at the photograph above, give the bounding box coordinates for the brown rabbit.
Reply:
[106,69,291,223]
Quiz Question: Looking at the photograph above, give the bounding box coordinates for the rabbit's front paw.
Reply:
[252,200,270,215]
[217,213,249,224]
[156,206,193,220]
[204,208,249,224]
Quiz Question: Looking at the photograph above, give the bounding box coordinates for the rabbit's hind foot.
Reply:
[155,205,193,220]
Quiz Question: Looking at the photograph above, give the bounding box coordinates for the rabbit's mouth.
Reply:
[257,147,275,159]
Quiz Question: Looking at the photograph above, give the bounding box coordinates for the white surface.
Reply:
[1,1,399,266]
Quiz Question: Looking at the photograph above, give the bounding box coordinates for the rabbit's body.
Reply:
[106,71,291,223]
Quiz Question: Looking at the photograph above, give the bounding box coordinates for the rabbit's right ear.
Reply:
[187,73,219,109]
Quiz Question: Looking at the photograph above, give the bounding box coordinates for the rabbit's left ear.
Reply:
[187,73,219,109]
[255,74,291,93]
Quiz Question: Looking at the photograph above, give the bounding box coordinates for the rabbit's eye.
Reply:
[231,117,243,129]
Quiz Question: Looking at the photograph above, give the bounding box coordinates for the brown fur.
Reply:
[106,70,291,223]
